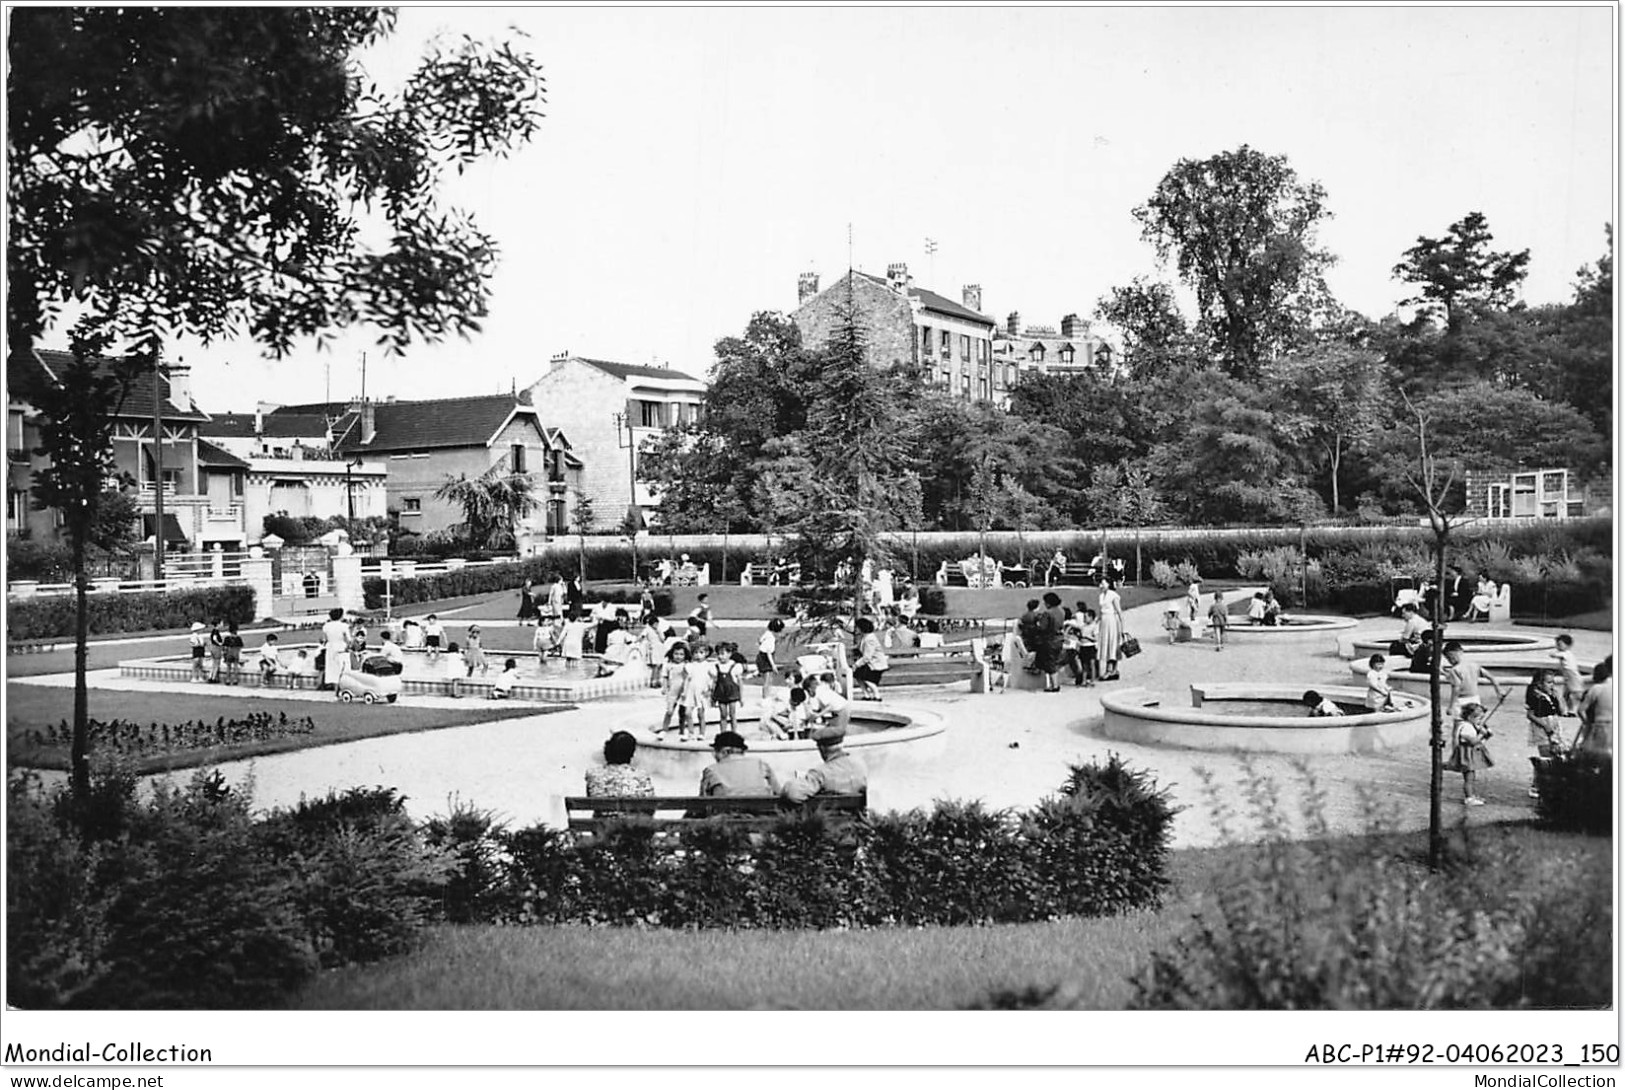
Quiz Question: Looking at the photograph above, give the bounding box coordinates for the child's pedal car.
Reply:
[336,655,403,704]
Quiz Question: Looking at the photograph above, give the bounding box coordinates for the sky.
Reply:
[131,5,1617,411]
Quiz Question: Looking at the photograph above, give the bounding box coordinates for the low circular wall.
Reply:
[1336,630,1551,660]
[1099,682,1430,755]
[1348,656,1594,696]
[629,706,947,781]
[1221,614,1359,641]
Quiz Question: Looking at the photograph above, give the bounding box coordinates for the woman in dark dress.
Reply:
[566,574,585,618]
[1035,591,1066,692]
[517,579,539,625]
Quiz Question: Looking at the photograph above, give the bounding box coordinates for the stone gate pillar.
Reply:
[331,552,364,613]
[241,556,276,620]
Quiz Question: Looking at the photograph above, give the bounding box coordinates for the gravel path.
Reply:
[15,602,1611,850]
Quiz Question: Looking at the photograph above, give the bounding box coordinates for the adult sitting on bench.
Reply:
[699,731,780,797]
[781,721,868,804]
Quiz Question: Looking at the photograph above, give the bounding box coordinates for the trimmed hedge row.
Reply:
[499,756,1176,929]
[363,564,673,617]
[6,585,256,641]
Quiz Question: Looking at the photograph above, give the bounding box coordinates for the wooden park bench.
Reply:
[883,643,991,693]
[564,791,868,836]
[7,638,60,655]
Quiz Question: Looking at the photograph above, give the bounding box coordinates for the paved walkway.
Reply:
[11,600,1612,850]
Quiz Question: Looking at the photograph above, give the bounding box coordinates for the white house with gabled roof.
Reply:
[524,354,706,528]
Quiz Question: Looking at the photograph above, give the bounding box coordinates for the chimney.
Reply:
[164,361,193,410]
[1060,313,1086,338]
[797,272,820,304]
[886,262,911,292]
[1006,312,1021,336]
[254,406,263,434]
[962,285,983,313]
[550,351,569,371]
[360,398,376,445]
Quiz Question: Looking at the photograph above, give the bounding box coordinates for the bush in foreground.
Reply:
[979,763,1611,1010]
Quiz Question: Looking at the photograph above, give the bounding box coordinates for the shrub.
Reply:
[1122,765,1611,1010]
[256,787,458,967]
[1172,558,1201,585]
[1533,754,1611,835]
[1149,560,1179,588]
[500,758,1174,930]
[20,712,316,762]
[421,797,513,924]
[1235,551,1266,579]
[6,584,258,640]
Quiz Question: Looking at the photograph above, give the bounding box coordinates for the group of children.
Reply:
[658,639,749,741]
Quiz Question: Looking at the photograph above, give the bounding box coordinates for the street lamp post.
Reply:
[614,410,639,577]
[151,354,165,582]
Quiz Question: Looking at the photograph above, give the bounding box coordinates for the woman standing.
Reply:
[1184,580,1205,641]
[320,607,351,693]
[1097,578,1125,681]
[1036,592,1066,692]
[517,578,539,625]
[566,573,585,619]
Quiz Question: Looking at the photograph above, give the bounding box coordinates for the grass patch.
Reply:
[287,822,1609,1010]
[5,684,562,774]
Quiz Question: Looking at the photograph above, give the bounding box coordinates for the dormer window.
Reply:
[1028,344,1045,363]
[1060,345,1075,365]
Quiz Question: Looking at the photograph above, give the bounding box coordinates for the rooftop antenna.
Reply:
[925,237,938,285]
[847,222,853,273]
[359,351,367,404]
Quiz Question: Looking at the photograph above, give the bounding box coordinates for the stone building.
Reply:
[991,311,1115,386]
[523,355,707,529]
[792,264,1008,405]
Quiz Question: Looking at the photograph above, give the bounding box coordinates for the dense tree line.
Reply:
[645,146,1611,536]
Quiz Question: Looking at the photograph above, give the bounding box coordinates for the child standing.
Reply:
[1365,654,1397,711]
[560,611,589,668]
[423,614,445,664]
[1525,669,1565,799]
[1552,634,1584,714]
[207,619,225,682]
[713,643,745,732]
[286,649,313,688]
[660,643,692,736]
[444,641,464,697]
[1207,591,1229,651]
[189,622,208,682]
[221,622,245,685]
[1247,592,1268,625]
[687,643,718,736]
[463,626,488,677]
[531,618,557,668]
[1450,702,1493,806]
[1162,608,1182,645]
[1076,608,1099,686]
[756,618,784,702]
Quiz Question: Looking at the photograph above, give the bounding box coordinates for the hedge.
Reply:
[6,585,257,641]
[501,754,1175,929]
[364,565,673,617]
[8,775,458,1009]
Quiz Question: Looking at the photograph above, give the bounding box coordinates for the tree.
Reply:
[1396,390,1467,872]
[1393,211,1530,337]
[570,493,596,583]
[758,294,922,603]
[1268,344,1392,512]
[1092,277,1192,379]
[8,9,544,799]
[433,466,540,551]
[1134,145,1335,378]
[1149,376,1324,525]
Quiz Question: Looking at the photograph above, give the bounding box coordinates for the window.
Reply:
[977,378,989,402]
[941,330,952,358]
[1029,344,1045,363]
[941,370,952,386]
[638,400,662,428]
[7,489,23,530]
[921,326,933,356]
[1060,346,1075,365]
[977,339,989,363]
[1488,483,1510,519]
[402,497,422,514]
[510,444,527,473]
[960,374,970,398]
[960,334,970,360]
[231,474,244,498]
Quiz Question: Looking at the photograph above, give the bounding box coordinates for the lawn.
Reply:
[289,823,1611,1010]
[5,683,564,774]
